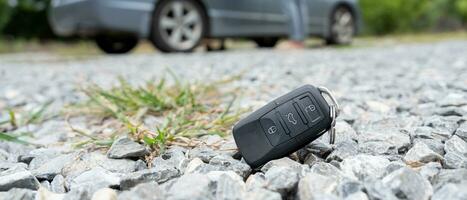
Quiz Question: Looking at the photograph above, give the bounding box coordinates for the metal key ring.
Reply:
[318,86,339,144]
[317,86,340,117]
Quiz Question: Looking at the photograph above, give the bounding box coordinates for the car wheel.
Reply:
[151,0,207,52]
[254,37,279,48]
[326,6,355,45]
[95,35,138,54]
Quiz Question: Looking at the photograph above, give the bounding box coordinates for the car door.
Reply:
[202,0,267,37]
[306,0,330,35]
[258,0,328,36]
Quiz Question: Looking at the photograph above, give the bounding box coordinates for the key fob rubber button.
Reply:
[297,95,323,126]
[260,111,291,146]
[277,101,308,137]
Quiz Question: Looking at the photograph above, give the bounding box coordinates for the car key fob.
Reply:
[233,84,339,168]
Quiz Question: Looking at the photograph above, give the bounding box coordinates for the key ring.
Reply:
[318,86,340,144]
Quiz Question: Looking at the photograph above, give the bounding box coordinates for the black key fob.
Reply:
[233,84,339,168]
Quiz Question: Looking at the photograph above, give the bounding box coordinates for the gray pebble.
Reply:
[107,137,149,159]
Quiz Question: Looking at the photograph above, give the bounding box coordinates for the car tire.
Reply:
[254,37,279,48]
[326,6,355,45]
[150,0,207,52]
[95,35,138,54]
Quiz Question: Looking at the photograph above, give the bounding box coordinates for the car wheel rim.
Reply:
[159,1,203,51]
[332,8,354,43]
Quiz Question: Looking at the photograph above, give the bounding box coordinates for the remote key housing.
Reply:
[233,85,331,168]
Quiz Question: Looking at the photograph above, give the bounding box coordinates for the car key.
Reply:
[233,84,339,168]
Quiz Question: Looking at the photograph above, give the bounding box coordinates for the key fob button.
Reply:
[260,111,291,146]
[277,101,308,137]
[297,95,323,126]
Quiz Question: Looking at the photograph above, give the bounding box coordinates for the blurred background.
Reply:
[0,0,466,54]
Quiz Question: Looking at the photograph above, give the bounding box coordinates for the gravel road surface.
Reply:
[1,41,467,200]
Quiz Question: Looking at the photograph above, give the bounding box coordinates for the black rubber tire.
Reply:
[150,0,208,53]
[254,37,279,48]
[325,6,355,45]
[95,35,138,54]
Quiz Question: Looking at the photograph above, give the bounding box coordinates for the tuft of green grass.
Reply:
[0,101,53,145]
[0,132,30,145]
[67,74,244,154]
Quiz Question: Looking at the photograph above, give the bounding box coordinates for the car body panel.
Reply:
[49,0,361,39]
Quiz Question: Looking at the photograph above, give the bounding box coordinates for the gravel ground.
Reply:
[1,41,467,200]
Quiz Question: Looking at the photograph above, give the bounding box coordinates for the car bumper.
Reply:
[49,0,155,37]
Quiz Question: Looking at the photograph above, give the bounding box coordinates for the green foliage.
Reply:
[456,0,467,21]
[359,0,447,35]
[0,0,12,33]
[1,0,54,39]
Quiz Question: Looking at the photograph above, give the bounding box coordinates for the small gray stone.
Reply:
[404,142,443,164]
[63,185,93,200]
[22,148,63,167]
[118,182,164,200]
[304,140,333,158]
[264,166,299,196]
[340,155,390,181]
[432,168,467,189]
[358,129,411,154]
[358,141,397,155]
[206,170,243,183]
[0,161,28,172]
[384,161,406,175]
[107,137,149,159]
[218,136,239,157]
[412,138,445,155]
[0,188,36,200]
[409,126,436,139]
[243,188,281,200]
[326,141,358,162]
[152,147,188,171]
[0,149,10,161]
[0,141,33,162]
[344,191,368,200]
[184,158,219,174]
[432,182,467,200]
[50,174,66,193]
[297,172,339,200]
[68,167,121,193]
[439,93,466,107]
[245,173,267,190]
[336,180,363,199]
[443,135,467,169]
[364,180,398,200]
[120,164,179,190]
[32,152,77,180]
[319,121,358,144]
[423,116,460,141]
[200,134,224,146]
[0,168,40,191]
[455,122,467,141]
[166,173,213,200]
[303,153,322,166]
[310,162,346,181]
[209,155,251,178]
[187,146,218,163]
[261,157,303,174]
[61,152,137,179]
[214,173,246,200]
[135,159,148,171]
[418,162,442,183]
[91,188,117,200]
[40,180,51,190]
[381,167,433,200]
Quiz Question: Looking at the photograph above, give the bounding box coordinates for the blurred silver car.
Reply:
[49,0,361,53]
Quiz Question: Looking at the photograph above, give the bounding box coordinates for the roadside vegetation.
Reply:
[64,73,244,154]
